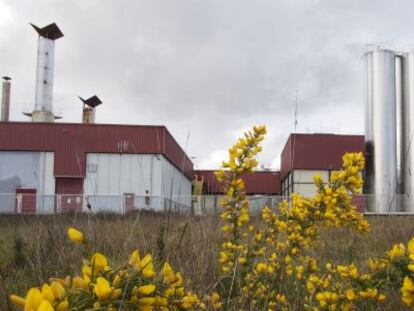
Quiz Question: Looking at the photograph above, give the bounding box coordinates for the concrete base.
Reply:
[31,110,55,122]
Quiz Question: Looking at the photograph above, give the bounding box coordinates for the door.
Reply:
[123,193,135,213]
[15,188,36,213]
[55,178,84,213]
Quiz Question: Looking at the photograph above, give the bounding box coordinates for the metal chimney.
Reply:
[363,48,398,213]
[79,95,102,124]
[25,23,63,122]
[1,76,11,122]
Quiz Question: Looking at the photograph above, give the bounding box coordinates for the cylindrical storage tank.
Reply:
[395,55,404,209]
[363,48,397,213]
[402,50,414,212]
[34,37,55,113]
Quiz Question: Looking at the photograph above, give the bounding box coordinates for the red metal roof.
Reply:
[194,170,281,195]
[0,122,193,179]
[280,133,365,180]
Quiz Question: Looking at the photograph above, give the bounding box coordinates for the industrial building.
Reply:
[2,22,414,215]
[0,122,193,213]
[280,134,364,197]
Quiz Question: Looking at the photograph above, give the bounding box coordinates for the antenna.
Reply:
[289,90,300,196]
[294,90,298,133]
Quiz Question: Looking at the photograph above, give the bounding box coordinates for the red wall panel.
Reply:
[55,178,84,194]
[194,170,281,195]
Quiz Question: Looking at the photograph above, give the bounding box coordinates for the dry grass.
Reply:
[0,212,414,309]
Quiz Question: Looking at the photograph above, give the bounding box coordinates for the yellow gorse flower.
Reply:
[387,243,406,259]
[91,252,108,272]
[25,287,43,310]
[94,277,112,300]
[137,284,156,296]
[67,227,84,244]
[9,294,25,307]
[37,300,54,311]
[139,254,156,278]
[402,276,414,306]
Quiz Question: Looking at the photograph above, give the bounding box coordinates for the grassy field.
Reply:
[1,212,414,309]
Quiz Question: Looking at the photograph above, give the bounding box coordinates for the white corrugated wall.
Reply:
[0,151,55,213]
[83,153,191,212]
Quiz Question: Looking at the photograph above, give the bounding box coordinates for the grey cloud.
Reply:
[1,0,413,169]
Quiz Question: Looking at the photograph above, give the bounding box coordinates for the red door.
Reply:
[15,189,36,213]
[124,193,135,213]
[55,178,84,213]
[352,195,368,213]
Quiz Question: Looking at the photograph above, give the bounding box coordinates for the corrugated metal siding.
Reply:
[243,172,281,194]
[280,135,292,181]
[194,170,281,195]
[0,122,193,180]
[163,129,193,178]
[55,178,83,194]
[280,134,365,180]
[84,153,160,196]
[0,151,55,194]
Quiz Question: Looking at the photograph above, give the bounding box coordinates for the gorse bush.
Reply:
[10,225,219,310]
[9,125,414,310]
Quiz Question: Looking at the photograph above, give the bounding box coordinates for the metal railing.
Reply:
[2,193,414,215]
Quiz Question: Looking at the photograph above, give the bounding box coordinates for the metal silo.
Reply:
[402,50,414,212]
[363,48,398,213]
[395,55,404,202]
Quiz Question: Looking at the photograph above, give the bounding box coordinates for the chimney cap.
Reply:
[30,23,64,40]
[2,76,11,81]
[78,95,102,108]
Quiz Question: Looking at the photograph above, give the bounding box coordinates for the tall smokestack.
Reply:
[1,76,11,122]
[79,95,102,124]
[25,23,63,122]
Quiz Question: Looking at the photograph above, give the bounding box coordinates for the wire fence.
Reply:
[1,193,414,216]
[0,193,290,215]
[0,194,191,215]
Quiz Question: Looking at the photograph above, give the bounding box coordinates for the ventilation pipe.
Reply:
[79,95,102,124]
[24,23,63,122]
[1,76,11,122]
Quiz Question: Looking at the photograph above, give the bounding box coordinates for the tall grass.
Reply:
[0,213,413,309]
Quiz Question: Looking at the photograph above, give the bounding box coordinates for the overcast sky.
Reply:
[0,0,413,169]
